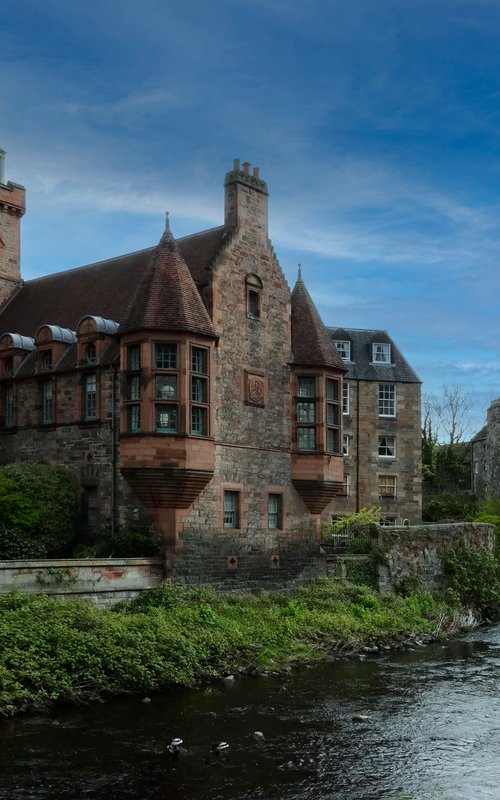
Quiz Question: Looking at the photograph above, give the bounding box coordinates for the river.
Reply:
[1,624,499,800]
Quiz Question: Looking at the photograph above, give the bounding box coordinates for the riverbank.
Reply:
[0,577,483,717]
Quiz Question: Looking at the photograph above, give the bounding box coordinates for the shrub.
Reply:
[106,525,162,557]
[0,463,79,558]
[422,493,475,522]
[446,540,500,616]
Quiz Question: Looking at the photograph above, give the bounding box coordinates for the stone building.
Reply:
[471,399,500,499]
[0,153,421,586]
[325,328,422,525]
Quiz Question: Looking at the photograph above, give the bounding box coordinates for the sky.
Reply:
[2,0,500,438]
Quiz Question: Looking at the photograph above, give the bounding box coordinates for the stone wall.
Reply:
[0,558,164,607]
[374,522,495,593]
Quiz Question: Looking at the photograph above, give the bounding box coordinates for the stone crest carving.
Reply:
[246,373,265,407]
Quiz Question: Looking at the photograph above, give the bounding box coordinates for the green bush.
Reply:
[446,540,500,616]
[422,493,475,522]
[106,525,162,557]
[0,463,79,559]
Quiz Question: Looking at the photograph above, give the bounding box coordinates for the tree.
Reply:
[422,386,473,494]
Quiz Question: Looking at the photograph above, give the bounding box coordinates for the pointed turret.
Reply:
[291,270,344,371]
[119,214,216,339]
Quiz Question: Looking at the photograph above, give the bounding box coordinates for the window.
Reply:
[297,427,316,451]
[379,435,396,458]
[379,475,397,499]
[85,373,97,420]
[248,290,260,319]
[155,375,176,400]
[3,384,14,427]
[190,346,209,436]
[223,491,239,528]
[340,474,350,496]
[154,343,179,434]
[372,342,391,364]
[128,345,141,371]
[42,380,54,424]
[155,343,177,370]
[83,486,98,528]
[127,404,140,433]
[41,350,52,371]
[3,357,13,376]
[343,434,350,456]
[380,516,397,527]
[378,383,396,417]
[127,375,141,401]
[156,404,177,433]
[296,376,317,451]
[334,340,351,361]
[268,494,283,530]
[343,382,349,415]
[246,274,263,320]
[85,343,97,364]
[326,378,340,454]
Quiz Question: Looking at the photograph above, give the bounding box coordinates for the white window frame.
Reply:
[380,516,397,527]
[223,490,240,529]
[378,435,396,459]
[379,474,397,499]
[334,340,351,361]
[343,382,349,415]
[372,342,392,364]
[342,434,350,456]
[378,383,396,417]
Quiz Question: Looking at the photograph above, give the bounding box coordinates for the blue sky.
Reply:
[2,0,500,437]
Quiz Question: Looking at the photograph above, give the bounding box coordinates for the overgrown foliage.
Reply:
[446,540,500,617]
[0,578,468,716]
[0,463,79,559]
[422,493,475,523]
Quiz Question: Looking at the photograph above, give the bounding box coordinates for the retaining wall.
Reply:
[0,558,165,607]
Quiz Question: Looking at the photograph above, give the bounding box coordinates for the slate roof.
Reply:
[119,216,217,338]
[328,327,421,383]
[291,275,345,371]
[471,424,487,443]
[0,226,225,338]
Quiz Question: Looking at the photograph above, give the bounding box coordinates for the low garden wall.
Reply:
[0,558,165,607]
[373,522,495,593]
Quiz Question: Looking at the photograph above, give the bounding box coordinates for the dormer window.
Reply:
[334,340,351,361]
[245,274,263,320]
[85,343,97,364]
[372,343,391,364]
[41,350,52,371]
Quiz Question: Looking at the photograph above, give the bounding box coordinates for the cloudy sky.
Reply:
[2,0,500,437]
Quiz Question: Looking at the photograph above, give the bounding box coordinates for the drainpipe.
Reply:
[356,379,360,512]
[109,362,117,536]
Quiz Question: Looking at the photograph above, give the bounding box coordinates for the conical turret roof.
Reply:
[291,270,345,370]
[119,215,217,338]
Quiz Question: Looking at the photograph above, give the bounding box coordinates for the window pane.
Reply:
[342,434,349,456]
[327,403,339,425]
[128,375,141,400]
[297,427,316,451]
[334,340,351,360]
[268,494,282,529]
[373,343,391,363]
[85,374,97,419]
[248,290,260,318]
[128,404,140,432]
[191,376,207,403]
[223,491,239,528]
[378,384,396,416]
[297,401,315,422]
[327,428,339,453]
[297,377,315,397]
[191,406,207,435]
[326,379,339,401]
[343,382,349,415]
[42,381,53,424]
[379,436,396,457]
[86,343,96,363]
[379,475,396,497]
[155,374,177,399]
[128,345,141,371]
[191,347,207,374]
[4,385,14,427]
[155,404,177,433]
[156,343,177,369]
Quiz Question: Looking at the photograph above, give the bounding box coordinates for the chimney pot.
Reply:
[242,162,250,174]
[253,166,260,179]
[233,158,240,172]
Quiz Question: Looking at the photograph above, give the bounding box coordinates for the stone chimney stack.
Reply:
[0,149,26,307]
[224,159,269,241]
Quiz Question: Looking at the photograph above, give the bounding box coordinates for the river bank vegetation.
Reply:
[0,576,493,718]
